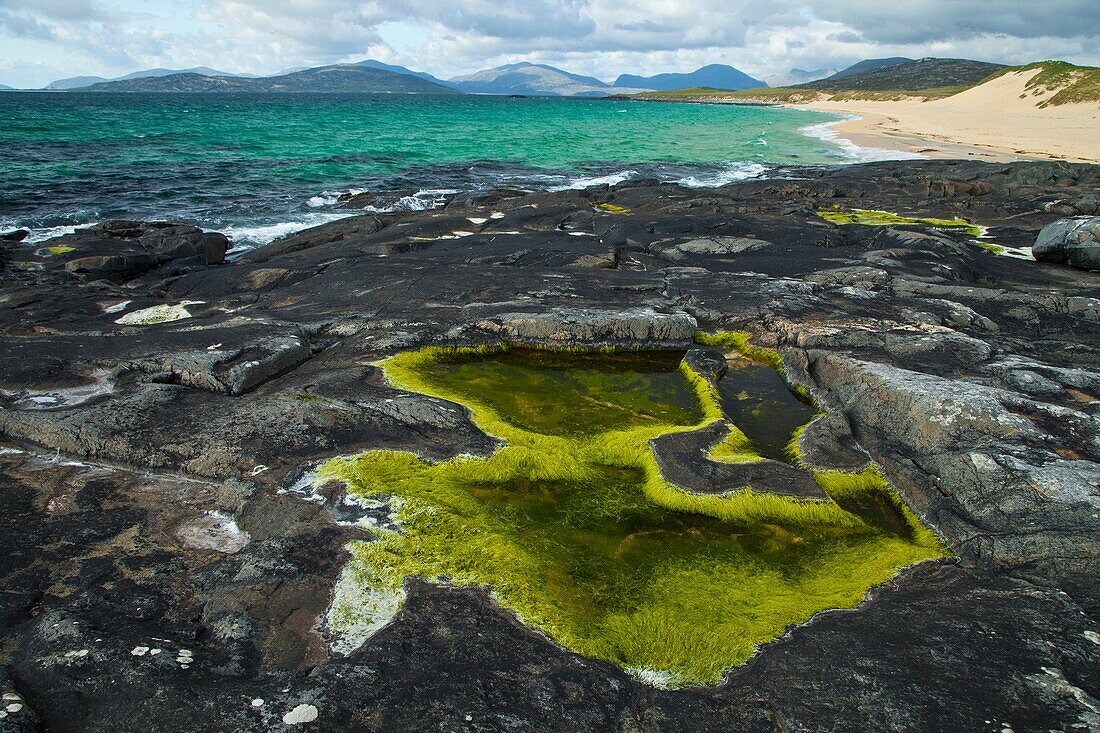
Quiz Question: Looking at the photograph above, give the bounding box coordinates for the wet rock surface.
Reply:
[1,160,1098,731]
[1033,216,1100,270]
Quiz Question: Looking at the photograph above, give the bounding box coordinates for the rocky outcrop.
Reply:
[808,353,1100,605]
[651,420,826,498]
[474,308,698,348]
[1033,216,1100,270]
[2,160,1098,732]
[55,221,229,282]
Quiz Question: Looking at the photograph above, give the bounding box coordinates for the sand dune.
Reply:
[798,69,1100,162]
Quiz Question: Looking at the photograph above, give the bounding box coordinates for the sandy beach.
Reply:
[792,70,1100,163]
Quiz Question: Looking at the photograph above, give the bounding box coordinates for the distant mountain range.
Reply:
[356,60,452,88]
[41,56,1014,98]
[0,83,13,91]
[46,67,251,90]
[763,68,838,87]
[54,59,756,97]
[448,62,634,96]
[615,64,766,91]
[800,58,1007,92]
[822,57,912,82]
[80,64,460,94]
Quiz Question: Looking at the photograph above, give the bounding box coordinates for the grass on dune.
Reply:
[827,85,969,102]
[986,60,1100,107]
[319,342,946,687]
[631,86,825,103]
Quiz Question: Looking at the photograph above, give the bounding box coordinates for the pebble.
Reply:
[251,698,264,708]
[6,703,22,713]
[2,693,19,701]
[131,646,150,656]
[282,703,319,725]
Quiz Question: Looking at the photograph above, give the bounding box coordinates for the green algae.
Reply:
[816,207,986,238]
[321,343,945,687]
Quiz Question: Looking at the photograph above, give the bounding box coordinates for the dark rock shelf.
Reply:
[1,159,1098,732]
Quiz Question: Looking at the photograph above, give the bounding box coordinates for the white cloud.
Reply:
[0,0,1097,88]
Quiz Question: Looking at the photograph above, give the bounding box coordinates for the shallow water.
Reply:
[0,92,867,246]
[326,347,944,685]
[715,355,817,461]
[424,348,703,436]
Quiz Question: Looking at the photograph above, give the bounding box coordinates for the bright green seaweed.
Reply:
[816,207,986,238]
[321,342,945,687]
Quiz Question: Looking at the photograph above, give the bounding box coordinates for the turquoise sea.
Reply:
[0,92,901,248]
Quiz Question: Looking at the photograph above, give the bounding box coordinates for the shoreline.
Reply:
[632,68,1100,164]
[798,110,1040,163]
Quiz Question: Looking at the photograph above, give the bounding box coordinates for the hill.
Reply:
[800,58,1006,92]
[0,84,13,91]
[763,68,837,87]
[47,67,249,90]
[357,60,454,88]
[824,57,911,81]
[448,62,622,97]
[46,76,109,90]
[81,65,461,94]
[615,64,765,91]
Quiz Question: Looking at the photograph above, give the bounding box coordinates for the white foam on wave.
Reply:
[678,162,768,188]
[389,188,460,211]
[308,188,370,208]
[548,170,639,192]
[221,212,355,249]
[20,224,89,243]
[801,117,925,162]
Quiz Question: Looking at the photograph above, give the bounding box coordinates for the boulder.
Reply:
[0,229,29,242]
[1032,216,1100,270]
[51,221,229,282]
[475,308,698,348]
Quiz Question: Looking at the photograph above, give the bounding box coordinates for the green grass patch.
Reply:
[321,345,945,687]
[828,85,969,102]
[631,86,825,103]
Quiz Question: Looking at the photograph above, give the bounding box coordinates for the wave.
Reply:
[219,212,356,250]
[547,170,640,191]
[678,162,768,188]
[800,118,925,162]
[19,224,88,243]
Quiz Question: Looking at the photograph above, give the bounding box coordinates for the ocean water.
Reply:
[0,92,910,248]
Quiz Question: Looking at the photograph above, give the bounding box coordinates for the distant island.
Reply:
[32,59,770,97]
[614,64,765,92]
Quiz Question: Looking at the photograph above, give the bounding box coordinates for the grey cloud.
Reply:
[805,1,1100,44]
[0,11,58,40]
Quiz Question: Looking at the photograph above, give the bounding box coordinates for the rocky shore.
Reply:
[1,160,1098,732]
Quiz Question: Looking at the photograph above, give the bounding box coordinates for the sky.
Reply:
[0,0,1098,88]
